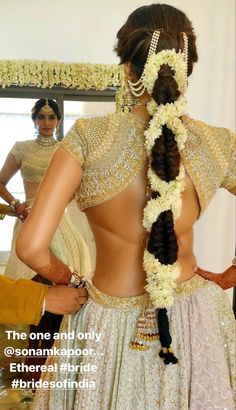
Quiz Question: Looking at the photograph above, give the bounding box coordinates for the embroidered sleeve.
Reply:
[221,130,236,192]
[60,119,87,167]
[10,141,22,166]
[73,113,147,210]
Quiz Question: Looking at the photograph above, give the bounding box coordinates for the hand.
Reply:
[197,265,236,290]
[45,285,88,315]
[0,203,15,217]
[14,202,28,222]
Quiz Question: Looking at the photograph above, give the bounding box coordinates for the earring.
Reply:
[34,124,39,137]
[55,125,60,140]
[121,80,139,111]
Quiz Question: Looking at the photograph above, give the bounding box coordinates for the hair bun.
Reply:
[158,64,174,78]
[153,76,180,105]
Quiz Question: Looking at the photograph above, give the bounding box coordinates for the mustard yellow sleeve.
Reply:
[0,276,49,325]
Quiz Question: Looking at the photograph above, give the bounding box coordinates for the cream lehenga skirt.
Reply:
[33,275,235,410]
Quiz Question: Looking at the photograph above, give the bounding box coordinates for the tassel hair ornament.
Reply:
[157,308,178,365]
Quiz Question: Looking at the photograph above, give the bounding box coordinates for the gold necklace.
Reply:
[36,135,57,146]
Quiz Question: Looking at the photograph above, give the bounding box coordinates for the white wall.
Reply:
[0,0,235,295]
[0,0,235,124]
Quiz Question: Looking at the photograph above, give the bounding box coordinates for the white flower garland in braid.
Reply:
[134,31,188,309]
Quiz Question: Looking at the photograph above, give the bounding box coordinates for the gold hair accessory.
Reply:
[182,32,188,93]
[128,30,189,97]
[128,30,161,97]
[40,98,55,115]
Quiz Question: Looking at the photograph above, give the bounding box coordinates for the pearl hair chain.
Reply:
[128,30,161,97]
[128,30,189,97]
[182,32,189,94]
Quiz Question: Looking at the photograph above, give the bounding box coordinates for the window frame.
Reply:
[0,85,116,139]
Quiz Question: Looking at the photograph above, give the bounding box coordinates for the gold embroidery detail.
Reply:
[129,307,159,351]
[86,280,149,310]
[60,112,147,210]
[10,140,58,183]
[60,119,86,167]
[60,113,235,215]
[181,115,235,215]
[175,274,207,296]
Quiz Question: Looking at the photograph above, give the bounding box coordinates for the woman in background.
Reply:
[0,98,91,379]
[0,98,91,282]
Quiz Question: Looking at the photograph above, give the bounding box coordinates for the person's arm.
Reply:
[0,276,87,325]
[197,265,236,290]
[0,149,28,220]
[16,146,83,284]
[0,275,48,325]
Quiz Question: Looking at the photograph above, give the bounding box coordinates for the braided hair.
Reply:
[116,4,198,364]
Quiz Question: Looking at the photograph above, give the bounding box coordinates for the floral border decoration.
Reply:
[0,59,127,112]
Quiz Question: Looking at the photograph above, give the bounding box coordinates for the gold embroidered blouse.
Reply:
[60,112,235,215]
[10,140,58,183]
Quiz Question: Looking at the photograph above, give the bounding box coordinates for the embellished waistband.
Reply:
[86,280,150,310]
[175,273,207,296]
[86,274,207,310]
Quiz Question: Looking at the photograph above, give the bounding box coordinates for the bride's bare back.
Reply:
[86,166,200,296]
[15,111,202,297]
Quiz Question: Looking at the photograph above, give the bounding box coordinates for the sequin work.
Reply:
[181,115,235,214]
[60,112,147,210]
[33,275,235,409]
[87,279,149,309]
[10,139,58,183]
[60,112,235,214]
